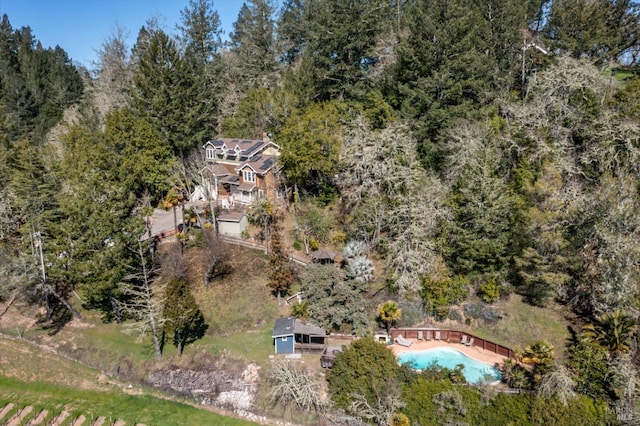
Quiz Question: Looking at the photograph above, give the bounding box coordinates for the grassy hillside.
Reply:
[463,295,570,361]
[0,377,255,425]
[0,337,256,425]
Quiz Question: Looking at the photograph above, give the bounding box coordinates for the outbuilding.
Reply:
[272,317,327,354]
[216,211,248,238]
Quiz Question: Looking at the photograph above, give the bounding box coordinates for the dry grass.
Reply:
[463,294,570,362]
[0,336,102,389]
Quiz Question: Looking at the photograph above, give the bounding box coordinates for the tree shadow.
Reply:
[38,299,73,335]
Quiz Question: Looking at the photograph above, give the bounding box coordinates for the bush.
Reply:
[478,279,500,303]
[331,231,347,245]
[435,306,450,321]
[422,275,469,318]
[463,302,484,319]
[448,308,463,323]
[293,240,302,251]
[463,302,501,324]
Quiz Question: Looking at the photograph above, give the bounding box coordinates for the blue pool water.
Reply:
[397,347,501,384]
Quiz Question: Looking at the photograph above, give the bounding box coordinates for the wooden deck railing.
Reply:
[390,328,517,360]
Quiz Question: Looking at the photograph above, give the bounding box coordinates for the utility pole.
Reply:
[32,231,46,281]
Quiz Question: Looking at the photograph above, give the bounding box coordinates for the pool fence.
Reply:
[390,328,517,360]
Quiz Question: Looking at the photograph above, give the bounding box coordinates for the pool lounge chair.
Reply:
[460,335,468,345]
[396,335,412,347]
[465,337,474,347]
[417,331,424,340]
[435,331,441,341]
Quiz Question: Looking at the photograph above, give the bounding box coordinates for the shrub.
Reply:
[422,275,469,318]
[331,231,347,246]
[463,302,501,324]
[478,279,500,303]
[448,308,463,323]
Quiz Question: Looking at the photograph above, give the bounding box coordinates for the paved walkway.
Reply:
[390,339,509,367]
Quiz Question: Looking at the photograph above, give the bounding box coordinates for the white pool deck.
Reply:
[390,338,509,368]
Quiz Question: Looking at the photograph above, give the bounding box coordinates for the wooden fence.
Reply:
[390,328,517,360]
[218,235,310,265]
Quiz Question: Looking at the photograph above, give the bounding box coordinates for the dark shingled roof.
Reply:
[272,317,326,338]
[273,317,295,337]
[311,249,336,261]
[294,320,326,337]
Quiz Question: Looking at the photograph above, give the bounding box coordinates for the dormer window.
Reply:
[206,147,215,160]
[243,170,255,183]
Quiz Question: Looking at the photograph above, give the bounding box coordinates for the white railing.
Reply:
[231,193,255,205]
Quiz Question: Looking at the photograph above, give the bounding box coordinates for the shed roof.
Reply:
[294,320,327,337]
[272,317,326,338]
[273,317,295,337]
[217,211,245,223]
[311,249,336,261]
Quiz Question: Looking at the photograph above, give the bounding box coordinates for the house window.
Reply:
[243,171,255,182]
[258,189,264,198]
[206,147,215,160]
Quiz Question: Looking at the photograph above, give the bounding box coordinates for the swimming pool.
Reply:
[397,347,501,384]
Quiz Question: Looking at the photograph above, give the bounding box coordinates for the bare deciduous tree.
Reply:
[0,253,39,317]
[340,118,449,296]
[202,230,232,287]
[349,380,406,426]
[267,359,328,414]
[92,23,133,115]
[116,242,165,358]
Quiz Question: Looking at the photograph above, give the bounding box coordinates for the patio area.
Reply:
[389,338,509,368]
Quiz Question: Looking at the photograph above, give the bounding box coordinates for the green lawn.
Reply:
[0,376,256,425]
[190,326,275,366]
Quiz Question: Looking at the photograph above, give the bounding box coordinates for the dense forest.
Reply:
[1,0,640,424]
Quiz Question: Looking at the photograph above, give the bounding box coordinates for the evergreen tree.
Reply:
[176,0,223,136]
[388,0,535,170]
[300,0,392,100]
[277,0,308,65]
[514,162,572,307]
[278,101,343,196]
[229,0,277,86]
[104,108,174,200]
[53,116,142,320]
[131,28,208,158]
[163,276,208,356]
[176,0,223,64]
[0,15,82,143]
[544,0,640,64]
[328,336,402,409]
[443,122,521,281]
[267,219,294,296]
[299,264,370,335]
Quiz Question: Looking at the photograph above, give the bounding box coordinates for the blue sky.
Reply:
[0,0,248,68]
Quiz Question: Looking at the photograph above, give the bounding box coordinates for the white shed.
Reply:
[216,212,248,237]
